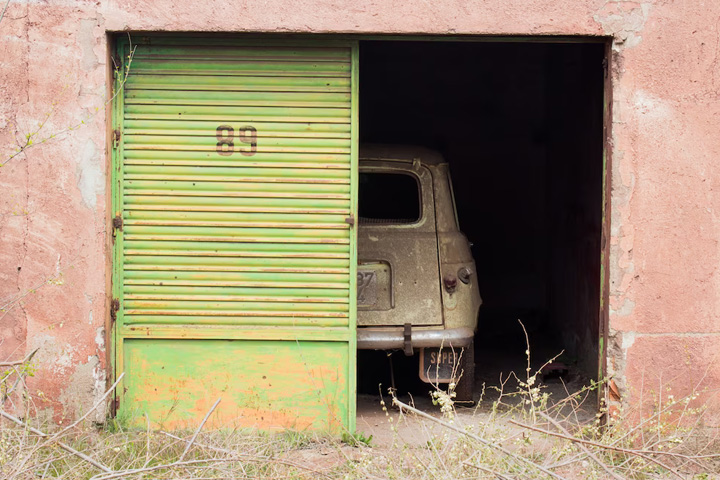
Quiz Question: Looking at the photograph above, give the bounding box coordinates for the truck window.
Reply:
[358,172,421,225]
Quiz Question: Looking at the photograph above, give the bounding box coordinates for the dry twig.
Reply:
[393,398,568,480]
[2,372,124,478]
[538,411,624,480]
[0,348,38,368]
[509,419,689,480]
[161,431,333,479]
[462,461,515,480]
[0,409,112,473]
[180,397,221,461]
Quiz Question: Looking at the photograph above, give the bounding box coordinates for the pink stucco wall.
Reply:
[1,0,719,421]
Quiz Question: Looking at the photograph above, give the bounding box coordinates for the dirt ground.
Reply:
[356,335,598,447]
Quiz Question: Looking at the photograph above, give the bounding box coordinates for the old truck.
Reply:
[356,145,482,401]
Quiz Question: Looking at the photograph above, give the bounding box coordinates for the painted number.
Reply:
[357,271,375,298]
[215,125,257,156]
[215,125,234,156]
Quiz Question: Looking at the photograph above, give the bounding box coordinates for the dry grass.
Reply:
[1,386,718,480]
[1,339,720,479]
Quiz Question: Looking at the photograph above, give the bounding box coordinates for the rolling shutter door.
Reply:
[111,37,358,431]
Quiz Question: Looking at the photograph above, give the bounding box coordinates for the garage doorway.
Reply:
[356,39,608,401]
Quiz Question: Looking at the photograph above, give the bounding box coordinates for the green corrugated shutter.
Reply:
[111,37,358,431]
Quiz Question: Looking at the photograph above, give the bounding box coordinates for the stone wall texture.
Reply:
[1,0,719,421]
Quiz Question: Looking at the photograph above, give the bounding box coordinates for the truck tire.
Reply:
[454,341,475,404]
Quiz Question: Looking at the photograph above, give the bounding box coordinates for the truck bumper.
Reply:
[357,327,474,350]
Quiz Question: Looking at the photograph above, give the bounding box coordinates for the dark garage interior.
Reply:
[356,39,606,399]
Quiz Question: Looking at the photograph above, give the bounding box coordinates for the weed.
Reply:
[341,431,373,448]
[280,429,314,449]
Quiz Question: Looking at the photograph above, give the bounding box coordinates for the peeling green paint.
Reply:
[112,37,358,432]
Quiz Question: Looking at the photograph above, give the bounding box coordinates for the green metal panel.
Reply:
[122,339,350,430]
[112,37,358,432]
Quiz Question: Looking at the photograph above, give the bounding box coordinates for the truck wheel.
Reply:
[453,341,475,404]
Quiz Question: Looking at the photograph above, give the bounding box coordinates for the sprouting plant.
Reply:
[513,319,560,420]
[1,35,136,167]
[342,431,373,447]
[280,429,314,449]
[0,349,39,409]
[422,341,470,420]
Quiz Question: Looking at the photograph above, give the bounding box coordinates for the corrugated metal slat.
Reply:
[113,38,356,431]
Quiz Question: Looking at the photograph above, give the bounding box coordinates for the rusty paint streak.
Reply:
[121,326,351,340]
[125,114,350,124]
[124,309,348,317]
[124,145,351,154]
[125,130,351,139]
[124,220,350,229]
[127,85,351,93]
[124,265,349,273]
[124,249,349,258]
[125,206,350,214]
[124,175,349,184]
[125,294,348,303]
[126,99,350,108]
[125,160,351,169]
[123,280,348,288]
[124,191,350,199]
[123,235,350,244]
[129,70,350,78]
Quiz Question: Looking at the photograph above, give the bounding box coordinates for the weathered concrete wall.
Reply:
[0,1,110,422]
[1,0,719,421]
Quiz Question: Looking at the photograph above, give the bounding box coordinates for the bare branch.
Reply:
[0,348,38,368]
[0,0,11,25]
[47,373,125,439]
[538,412,624,480]
[179,397,221,461]
[393,398,568,480]
[462,461,515,480]
[0,409,112,473]
[1,372,124,477]
[2,42,136,167]
[161,431,334,479]
[509,419,692,480]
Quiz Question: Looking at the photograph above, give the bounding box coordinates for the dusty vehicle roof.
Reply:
[359,145,447,166]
